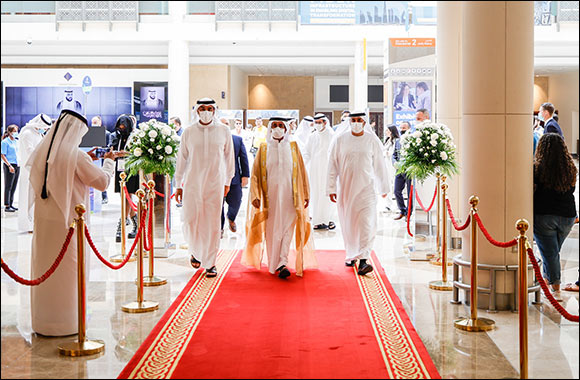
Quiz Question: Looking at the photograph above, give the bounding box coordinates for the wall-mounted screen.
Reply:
[329,85,349,103]
[133,81,168,124]
[5,86,131,132]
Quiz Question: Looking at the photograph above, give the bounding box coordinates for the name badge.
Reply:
[117,158,125,171]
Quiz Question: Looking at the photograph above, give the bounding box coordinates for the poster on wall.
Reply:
[391,80,432,129]
[133,82,168,124]
[5,86,131,132]
[534,1,553,25]
[300,1,408,25]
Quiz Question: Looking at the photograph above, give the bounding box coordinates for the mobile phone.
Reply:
[95,147,110,158]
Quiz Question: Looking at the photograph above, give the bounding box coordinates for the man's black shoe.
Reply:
[357,261,374,276]
[128,215,138,239]
[277,265,291,279]
[345,260,356,267]
[205,266,217,278]
[4,207,16,213]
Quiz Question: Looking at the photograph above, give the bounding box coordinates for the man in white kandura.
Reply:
[303,113,336,231]
[175,98,235,278]
[27,110,118,336]
[293,115,314,151]
[18,113,52,233]
[243,117,317,279]
[327,111,390,275]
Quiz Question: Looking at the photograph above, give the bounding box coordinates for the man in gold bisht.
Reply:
[242,116,317,279]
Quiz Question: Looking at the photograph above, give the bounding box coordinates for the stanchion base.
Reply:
[429,280,453,291]
[109,254,136,263]
[58,339,105,357]
[454,317,495,332]
[121,301,159,314]
[142,275,167,287]
[429,257,453,266]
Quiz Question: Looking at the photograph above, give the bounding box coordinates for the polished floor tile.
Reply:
[2,179,578,379]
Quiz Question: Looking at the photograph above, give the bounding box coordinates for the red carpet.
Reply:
[118,250,440,379]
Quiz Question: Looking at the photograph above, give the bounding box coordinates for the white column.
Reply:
[168,2,190,125]
[461,1,534,309]
[350,39,368,111]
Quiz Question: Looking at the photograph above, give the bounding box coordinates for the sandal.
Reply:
[328,221,336,230]
[190,255,201,269]
[313,224,328,230]
[205,266,217,278]
[563,283,579,292]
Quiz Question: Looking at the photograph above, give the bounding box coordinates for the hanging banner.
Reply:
[300,1,408,25]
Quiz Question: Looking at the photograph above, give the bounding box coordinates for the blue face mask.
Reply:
[11,132,19,139]
[537,112,544,121]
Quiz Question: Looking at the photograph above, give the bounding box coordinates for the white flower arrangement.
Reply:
[125,119,180,177]
[397,121,459,181]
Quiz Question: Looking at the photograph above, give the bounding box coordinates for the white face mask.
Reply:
[351,122,364,134]
[271,127,285,139]
[315,123,325,132]
[198,110,214,124]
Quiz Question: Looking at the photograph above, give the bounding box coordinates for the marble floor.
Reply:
[1,178,578,379]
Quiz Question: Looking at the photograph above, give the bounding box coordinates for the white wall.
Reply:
[314,76,384,111]
[228,65,248,110]
[547,70,579,153]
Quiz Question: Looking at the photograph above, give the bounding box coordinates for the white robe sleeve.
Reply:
[223,128,235,186]
[302,137,313,165]
[174,128,190,188]
[371,137,391,195]
[76,152,114,192]
[326,137,339,195]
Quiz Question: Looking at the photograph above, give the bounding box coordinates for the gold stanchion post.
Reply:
[58,204,105,356]
[122,190,159,313]
[516,219,529,379]
[111,172,135,263]
[142,180,166,286]
[454,196,495,331]
[429,182,453,291]
[430,174,451,266]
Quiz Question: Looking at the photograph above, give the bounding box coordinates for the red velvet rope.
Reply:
[473,213,517,248]
[445,199,472,231]
[123,186,138,212]
[406,184,414,237]
[415,183,438,213]
[142,198,154,252]
[1,227,75,286]
[527,248,579,322]
[85,209,146,270]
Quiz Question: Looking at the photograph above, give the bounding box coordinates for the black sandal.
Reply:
[313,223,328,230]
[277,265,291,279]
[190,255,201,269]
[328,221,336,230]
[205,266,217,278]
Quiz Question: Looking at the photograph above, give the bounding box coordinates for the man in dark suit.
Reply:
[222,128,250,234]
[540,102,563,137]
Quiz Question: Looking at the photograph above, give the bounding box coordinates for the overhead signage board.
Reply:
[390,38,435,48]
[300,1,408,25]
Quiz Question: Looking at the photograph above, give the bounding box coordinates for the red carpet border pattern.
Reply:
[355,257,432,379]
[126,249,239,379]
